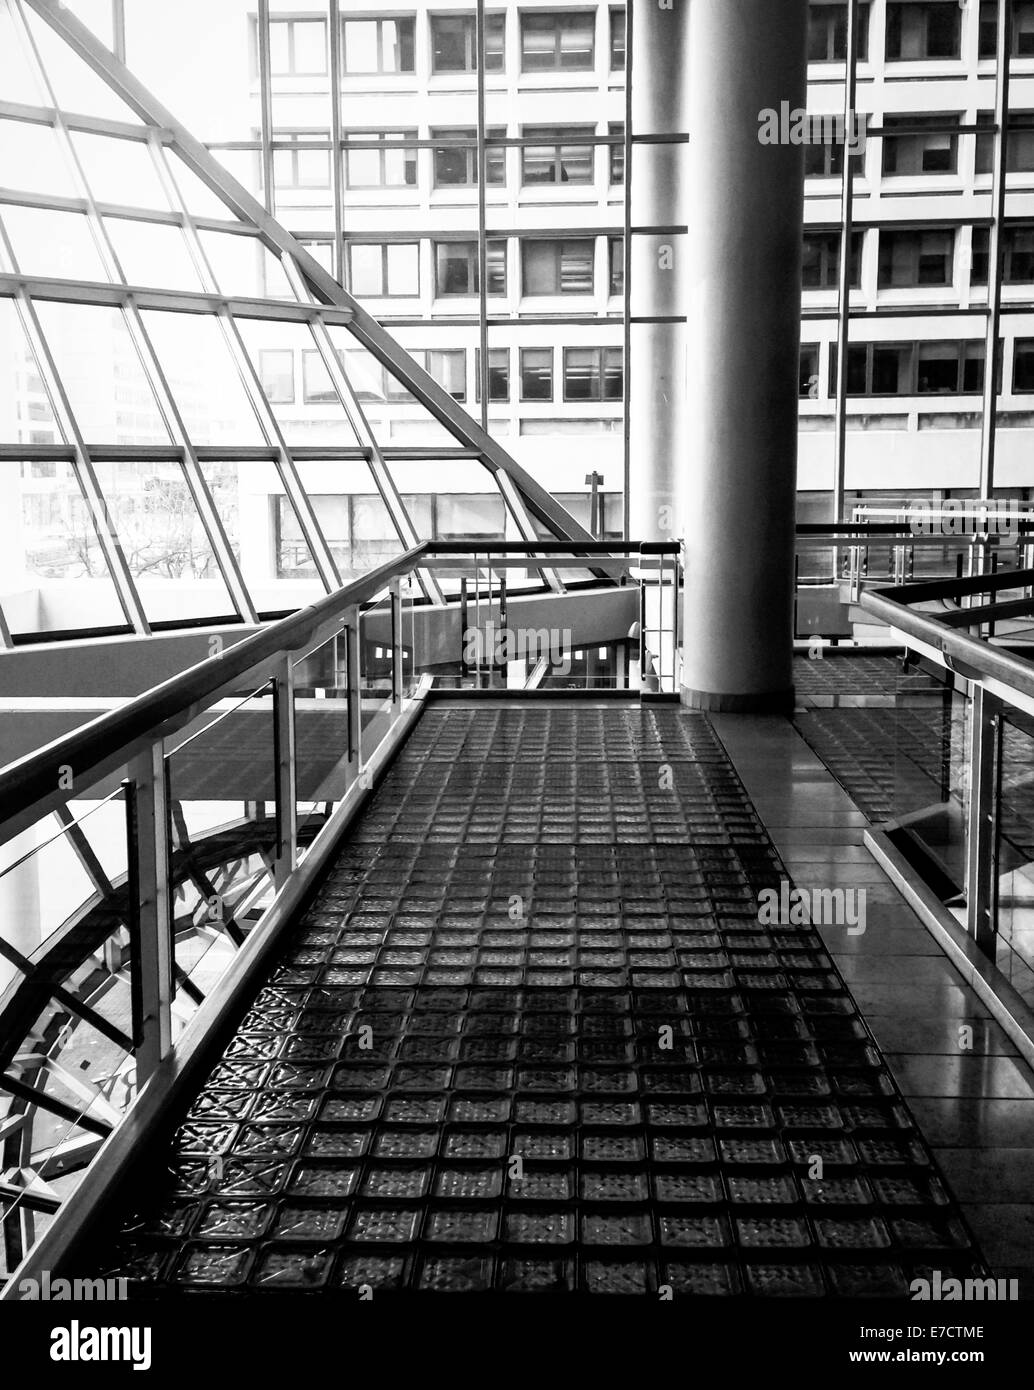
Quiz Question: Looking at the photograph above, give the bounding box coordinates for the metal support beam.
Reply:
[980,0,1012,499]
[833,0,860,524]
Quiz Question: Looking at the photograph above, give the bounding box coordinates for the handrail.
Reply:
[861,578,1034,707]
[0,539,665,838]
[0,543,429,837]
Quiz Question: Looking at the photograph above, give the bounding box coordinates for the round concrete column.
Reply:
[627,0,689,543]
[680,0,808,712]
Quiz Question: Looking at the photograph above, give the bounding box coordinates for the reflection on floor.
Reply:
[72,704,987,1296]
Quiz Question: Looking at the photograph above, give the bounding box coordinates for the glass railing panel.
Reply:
[291,625,352,853]
[359,590,395,751]
[994,708,1034,1007]
[164,681,277,1014]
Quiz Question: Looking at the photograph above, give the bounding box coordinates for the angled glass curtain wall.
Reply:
[0,0,588,643]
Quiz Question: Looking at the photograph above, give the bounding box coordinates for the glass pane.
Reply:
[165,683,277,999]
[199,231,296,300]
[104,217,202,291]
[292,627,352,851]
[0,3,48,105]
[237,318,360,445]
[165,150,237,220]
[359,589,394,750]
[70,131,169,208]
[0,119,77,199]
[35,301,169,445]
[123,0,258,143]
[995,711,1034,1004]
[327,325,454,448]
[198,457,325,612]
[141,309,264,445]
[0,296,59,447]
[0,204,109,282]
[23,4,139,122]
[292,458,402,580]
[0,458,127,635]
[89,459,237,623]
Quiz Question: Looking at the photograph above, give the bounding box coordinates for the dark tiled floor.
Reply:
[75,705,985,1296]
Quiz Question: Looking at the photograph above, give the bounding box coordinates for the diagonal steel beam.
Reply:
[22,0,599,550]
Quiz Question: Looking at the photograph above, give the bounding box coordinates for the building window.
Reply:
[521,348,553,400]
[608,236,624,296]
[885,2,961,60]
[877,228,955,287]
[434,240,507,296]
[800,344,820,398]
[1014,338,1034,390]
[808,1,871,61]
[975,112,1034,173]
[432,128,506,187]
[802,230,863,289]
[917,341,987,393]
[971,224,1034,283]
[344,131,417,188]
[979,1,1034,58]
[521,126,594,185]
[610,7,625,69]
[804,129,864,178]
[302,350,338,404]
[475,348,510,402]
[348,241,420,296]
[608,122,624,184]
[522,238,595,295]
[430,13,505,71]
[881,114,959,175]
[829,340,989,394]
[563,347,623,401]
[259,348,294,403]
[342,17,415,74]
[831,343,913,395]
[269,17,327,76]
[520,11,595,72]
[385,349,466,400]
[271,131,331,189]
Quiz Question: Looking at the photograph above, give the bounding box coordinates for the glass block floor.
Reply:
[73,704,986,1296]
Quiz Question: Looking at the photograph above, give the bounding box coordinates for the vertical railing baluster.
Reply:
[130,743,173,1085]
[273,659,298,891]
[966,684,1000,959]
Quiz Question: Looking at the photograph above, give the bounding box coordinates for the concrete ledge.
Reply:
[865,826,1034,1073]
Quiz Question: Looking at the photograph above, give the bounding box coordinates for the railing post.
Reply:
[273,658,297,892]
[129,742,173,1085]
[966,683,1000,958]
[345,609,362,779]
[391,579,403,714]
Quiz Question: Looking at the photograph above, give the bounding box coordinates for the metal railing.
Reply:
[0,538,677,1289]
[860,567,1034,1023]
